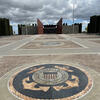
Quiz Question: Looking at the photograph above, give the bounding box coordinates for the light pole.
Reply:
[25,22,28,35]
[73,2,75,33]
[26,25,27,35]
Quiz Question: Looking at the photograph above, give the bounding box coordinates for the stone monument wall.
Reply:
[37,19,44,34]
[62,24,82,34]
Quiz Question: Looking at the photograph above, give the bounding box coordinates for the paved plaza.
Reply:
[0,34,100,100]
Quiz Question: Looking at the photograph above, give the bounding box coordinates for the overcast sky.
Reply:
[0,0,100,32]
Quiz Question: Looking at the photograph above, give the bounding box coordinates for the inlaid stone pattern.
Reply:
[35,35,65,40]
[8,64,92,100]
[41,41,64,46]
[20,41,82,49]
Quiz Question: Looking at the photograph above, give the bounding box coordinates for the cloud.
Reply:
[0,0,99,24]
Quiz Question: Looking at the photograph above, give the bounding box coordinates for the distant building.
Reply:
[43,25,57,34]
[18,24,25,35]
[0,18,13,36]
[18,24,37,35]
[88,15,100,33]
[9,25,13,35]
[37,18,62,34]
[62,23,82,34]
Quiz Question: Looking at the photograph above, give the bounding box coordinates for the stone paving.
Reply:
[0,34,100,100]
[91,40,100,43]
[0,41,11,46]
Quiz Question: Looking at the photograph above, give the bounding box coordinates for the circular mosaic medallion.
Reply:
[33,68,69,85]
[41,41,64,46]
[8,64,92,100]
